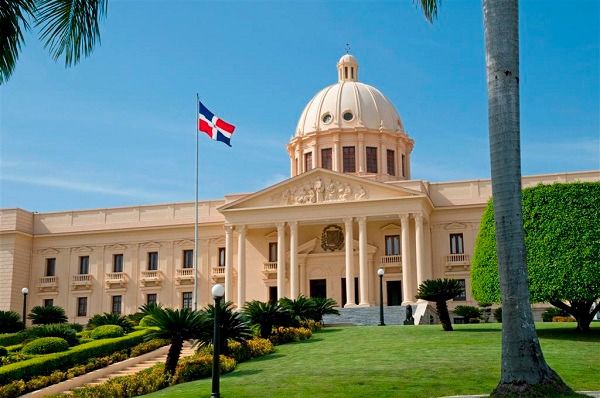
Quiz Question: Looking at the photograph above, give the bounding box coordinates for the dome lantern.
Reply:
[337,54,358,82]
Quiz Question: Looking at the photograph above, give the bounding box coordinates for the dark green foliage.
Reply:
[0,346,8,357]
[128,303,164,325]
[87,313,133,333]
[242,300,289,338]
[478,303,492,323]
[542,307,570,322]
[0,329,149,385]
[0,332,27,347]
[311,297,340,322]
[26,324,79,346]
[90,325,124,339]
[21,337,69,355]
[0,311,23,333]
[493,307,502,323]
[27,305,68,325]
[144,307,208,376]
[416,279,463,331]
[130,339,169,357]
[453,306,482,323]
[472,182,600,331]
[279,295,316,325]
[68,323,84,332]
[197,301,252,356]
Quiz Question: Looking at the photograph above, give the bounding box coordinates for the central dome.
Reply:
[295,54,405,137]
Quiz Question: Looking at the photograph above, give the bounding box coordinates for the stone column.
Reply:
[289,221,299,299]
[343,217,356,307]
[224,225,233,302]
[236,225,246,307]
[415,213,426,290]
[358,133,365,173]
[294,145,301,176]
[333,136,340,172]
[400,215,415,304]
[380,140,386,177]
[276,223,286,300]
[358,216,369,306]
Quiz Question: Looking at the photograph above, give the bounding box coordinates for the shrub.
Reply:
[0,329,149,385]
[0,311,23,334]
[311,297,340,322]
[91,325,124,339]
[139,315,155,328]
[26,324,79,346]
[453,305,482,323]
[196,302,252,356]
[478,303,492,323]
[22,337,69,355]
[25,375,51,391]
[66,365,87,379]
[300,319,323,332]
[0,347,8,357]
[28,306,68,325]
[493,307,502,323]
[68,323,84,332]
[552,316,575,323]
[0,380,25,398]
[269,326,312,345]
[87,313,133,333]
[130,339,169,357]
[227,341,251,362]
[542,307,570,322]
[279,295,316,325]
[173,354,236,384]
[0,333,26,347]
[246,337,274,358]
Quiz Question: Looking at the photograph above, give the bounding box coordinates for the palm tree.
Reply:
[279,295,316,325]
[27,305,68,325]
[415,279,462,331]
[0,0,107,84]
[196,301,252,356]
[0,310,23,333]
[243,300,289,339]
[416,0,570,394]
[145,307,207,376]
[311,297,340,323]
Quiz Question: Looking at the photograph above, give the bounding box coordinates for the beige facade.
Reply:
[1,55,599,323]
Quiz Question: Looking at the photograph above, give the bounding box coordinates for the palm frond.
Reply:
[35,0,107,67]
[0,0,36,84]
[415,0,440,24]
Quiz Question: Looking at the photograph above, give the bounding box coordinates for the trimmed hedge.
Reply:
[22,337,69,355]
[90,325,124,340]
[0,329,149,385]
[173,354,236,384]
[0,333,27,347]
[0,347,7,357]
[26,324,79,346]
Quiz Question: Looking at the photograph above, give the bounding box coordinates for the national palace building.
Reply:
[2,54,598,324]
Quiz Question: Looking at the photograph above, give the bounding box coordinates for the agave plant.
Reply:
[242,300,290,338]
[311,297,340,323]
[279,295,316,325]
[0,310,23,333]
[87,312,133,333]
[196,301,252,355]
[27,305,67,325]
[145,307,208,376]
[415,278,463,331]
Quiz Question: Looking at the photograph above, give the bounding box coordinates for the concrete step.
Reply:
[323,305,416,326]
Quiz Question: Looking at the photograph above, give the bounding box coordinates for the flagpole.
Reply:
[193,94,200,311]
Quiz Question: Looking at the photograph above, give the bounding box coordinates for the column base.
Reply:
[416,299,429,304]
[357,302,371,307]
[401,300,415,306]
[343,303,357,308]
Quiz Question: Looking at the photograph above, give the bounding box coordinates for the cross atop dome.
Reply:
[337,53,358,82]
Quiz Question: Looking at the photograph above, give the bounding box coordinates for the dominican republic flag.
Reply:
[198,101,236,147]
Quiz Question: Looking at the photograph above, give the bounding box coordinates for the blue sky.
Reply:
[1,0,598,212]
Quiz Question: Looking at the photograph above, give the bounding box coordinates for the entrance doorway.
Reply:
[268,286,277,302]
[309,279,327,298]
[386,280,402,306]
[341,277,359,306]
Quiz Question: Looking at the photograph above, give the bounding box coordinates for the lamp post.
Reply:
[211,284,225,398]
[377,268,385,326]
[21,287,29,330]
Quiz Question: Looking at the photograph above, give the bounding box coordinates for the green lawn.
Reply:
[146,322,599,398]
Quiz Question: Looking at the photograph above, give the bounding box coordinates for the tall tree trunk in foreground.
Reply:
[483,0,571,395]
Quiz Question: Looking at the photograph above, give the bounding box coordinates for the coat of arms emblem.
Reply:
[321,224,344,251]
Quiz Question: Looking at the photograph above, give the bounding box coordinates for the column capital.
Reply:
[288,221,298,228]
[357,216,367,225]
[224,225,234,233]
[276,222,286,232]
[399,214,410,224]
[343,217,353,225]
[236,225,246,233]
[414,213,424,224]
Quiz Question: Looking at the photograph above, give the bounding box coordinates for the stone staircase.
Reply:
[323,305,416,326]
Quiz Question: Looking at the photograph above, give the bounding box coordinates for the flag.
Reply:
[197,100,236,147]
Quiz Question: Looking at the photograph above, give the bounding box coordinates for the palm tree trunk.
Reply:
[435,300,453,331]
[483,0,571,395]
[165,338,183,376]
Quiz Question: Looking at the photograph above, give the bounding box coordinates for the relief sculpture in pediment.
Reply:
[273,177,368,205]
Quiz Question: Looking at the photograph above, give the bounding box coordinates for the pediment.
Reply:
[264,230,278,240]
[38,248,59,255]
[174,239,194,247]
[380,223,401,231]
[73,246,93,253]
[106,243,127,251]
[445,222,467,231]
[219,168,422,211]
[140,241,161,249]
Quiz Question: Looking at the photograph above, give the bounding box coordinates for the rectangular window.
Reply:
[111,295,122,315]
[77,297,87,317]
[148,252,158,271]
[450,233,464,254]
[183,250,194,269]
[218,248,226,267]
[321,148,332,170]
[401,154,406,177]
[366,147,378,173]
[454,279,467,301]
[343,146,356,172]
[45,258,56,277]
[43,298,54,307]
[182,292,193,309]
[113,254,123,273]
[387,149,395,176]
[147,293,157,305]
[304,152,313,172]
[268,242,278,262]
[79,256,89,275]
[384,235,401,256]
